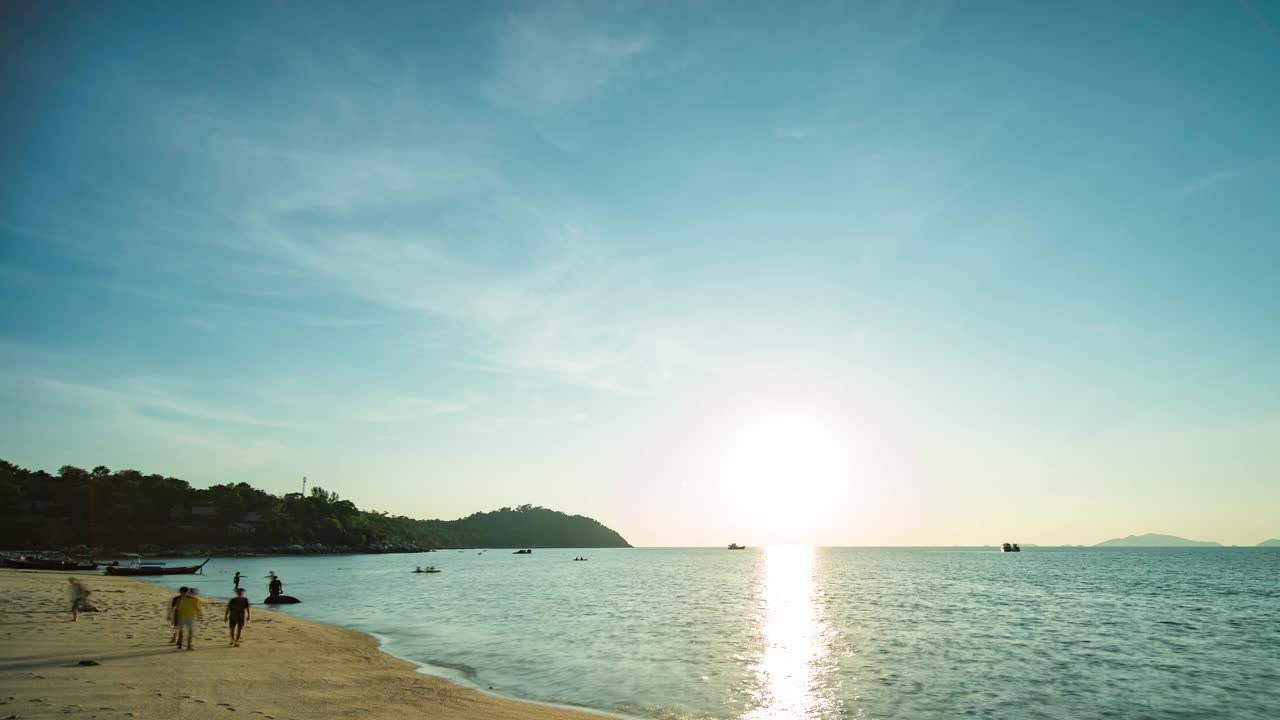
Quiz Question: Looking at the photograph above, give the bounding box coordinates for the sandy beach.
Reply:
[0,569,607,720]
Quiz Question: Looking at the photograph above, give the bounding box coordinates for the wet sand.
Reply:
[0,569,608,720]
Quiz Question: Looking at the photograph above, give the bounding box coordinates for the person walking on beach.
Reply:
[173,587,203,650]
[69,578,98,621]
[169,586,189,643]
[224,588,251,647]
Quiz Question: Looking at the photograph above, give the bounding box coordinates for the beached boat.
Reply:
[1,555,99,571]
[105,557,210,576]
[1000,543,1021,553]
[264,595,301,604]
[727,543,746,550]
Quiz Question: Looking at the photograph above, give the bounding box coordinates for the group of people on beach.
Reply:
[166,572,262,650]
[63,569,280,650]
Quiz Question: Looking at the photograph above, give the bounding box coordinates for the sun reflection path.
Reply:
[744,545,838,719]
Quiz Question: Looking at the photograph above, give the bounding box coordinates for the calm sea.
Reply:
[135,547,1280,719]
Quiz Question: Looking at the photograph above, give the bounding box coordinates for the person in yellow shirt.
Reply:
[173,587,203,650]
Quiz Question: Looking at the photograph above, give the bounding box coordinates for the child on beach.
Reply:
[224,587,251,646]
[173,587,203,650]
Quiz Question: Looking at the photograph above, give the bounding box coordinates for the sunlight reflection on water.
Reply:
[745,545,838,719]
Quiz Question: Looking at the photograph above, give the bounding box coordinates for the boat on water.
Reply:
[413,566,442,573]
[1000,543,1022,553]
[1,554,99,571]
[105,556,210,576]
[727,543,746,550]
[513,548,532,554]
[264,595,301,604]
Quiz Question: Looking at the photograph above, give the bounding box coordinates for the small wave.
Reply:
[613,702,721,720]
[422,659,479,679]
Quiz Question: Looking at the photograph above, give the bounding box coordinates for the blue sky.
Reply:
[2,1,1278,546]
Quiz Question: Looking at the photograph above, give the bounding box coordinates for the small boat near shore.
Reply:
[264,595,301,604]
[513,548,532,554]
[105,556,210,576]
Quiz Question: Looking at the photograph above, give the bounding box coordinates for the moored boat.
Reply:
[727,543,746,550]
[105,556,210,576]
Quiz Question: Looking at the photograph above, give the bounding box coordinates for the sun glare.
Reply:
[712,409,854,537]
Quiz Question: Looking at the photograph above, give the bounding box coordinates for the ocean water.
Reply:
[137,547,1280,719]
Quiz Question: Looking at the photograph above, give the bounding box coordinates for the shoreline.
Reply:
[0,568,613,720]
[366,632,639,720]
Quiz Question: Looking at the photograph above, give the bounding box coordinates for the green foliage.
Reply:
[0,459,631,551]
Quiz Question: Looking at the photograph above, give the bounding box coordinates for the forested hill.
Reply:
[0,460,631,552]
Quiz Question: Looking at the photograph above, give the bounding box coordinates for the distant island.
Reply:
[0,459,631,554]
[1259,539,1280,547]
[1095,533,1221,547]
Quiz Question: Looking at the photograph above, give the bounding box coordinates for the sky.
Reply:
[2,1,1278,547]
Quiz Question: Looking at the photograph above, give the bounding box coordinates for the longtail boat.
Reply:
[105,557,210,576]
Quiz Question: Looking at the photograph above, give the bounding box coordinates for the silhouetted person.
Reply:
[268,575,283,597]
[224,588,251,646]
[233,572,242,591]
[169,586,189,643]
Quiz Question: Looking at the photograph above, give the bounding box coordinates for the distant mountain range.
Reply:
[1095,533,1221,547]
[1258,539,1280,547]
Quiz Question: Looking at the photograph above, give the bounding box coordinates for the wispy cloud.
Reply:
[8,10,700,401]
[1167,164,1254,200]
[179,315,218,332]
[462,411,588,434]
[192,110,701,395]
[1239,0,1280,49]
[350,395,469,424]
[485,4,650,113]
[33,376,306,430]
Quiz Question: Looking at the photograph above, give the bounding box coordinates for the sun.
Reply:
[710,408,854,536]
